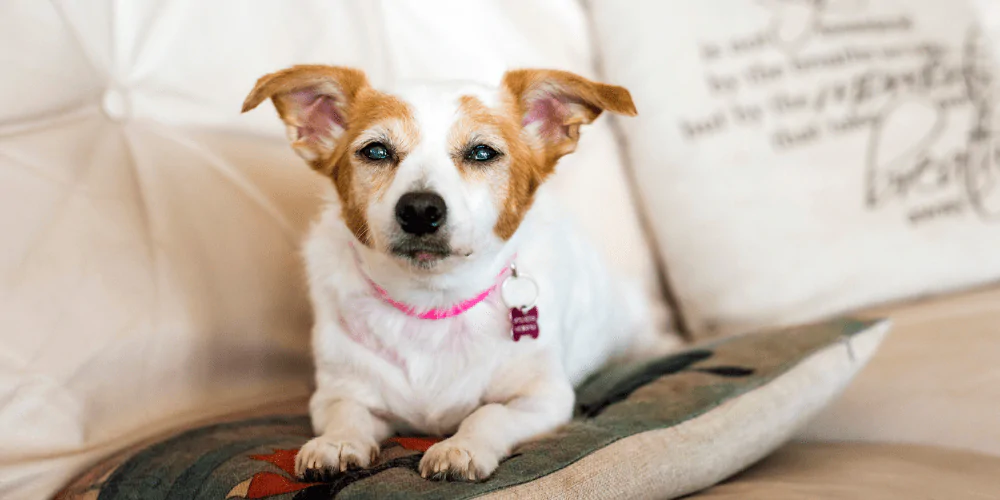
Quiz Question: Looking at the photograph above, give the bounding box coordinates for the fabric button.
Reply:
[101,88,130,122]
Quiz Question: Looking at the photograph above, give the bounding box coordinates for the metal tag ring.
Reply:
[501,274,539,311]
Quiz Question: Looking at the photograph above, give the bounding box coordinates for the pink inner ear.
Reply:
[523,94,571,139]
[288,90,347,142]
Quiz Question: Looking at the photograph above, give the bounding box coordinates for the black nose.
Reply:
[395,192,447,236]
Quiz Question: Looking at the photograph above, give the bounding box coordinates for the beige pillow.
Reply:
[590,0,1000,335]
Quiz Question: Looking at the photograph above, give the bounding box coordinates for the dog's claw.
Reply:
[302,466,336,483]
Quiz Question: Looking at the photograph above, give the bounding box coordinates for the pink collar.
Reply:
[352,247,513,320]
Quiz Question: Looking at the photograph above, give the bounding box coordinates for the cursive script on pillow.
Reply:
[678,1,1000,226]
[866,28,1000,224]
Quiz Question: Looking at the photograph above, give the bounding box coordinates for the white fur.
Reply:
[294,79,671,481]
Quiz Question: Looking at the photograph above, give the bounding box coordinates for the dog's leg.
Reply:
[295,398,392,481]
[419,377,574,481]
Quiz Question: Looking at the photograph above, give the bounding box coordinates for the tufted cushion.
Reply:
[0,2,673,498]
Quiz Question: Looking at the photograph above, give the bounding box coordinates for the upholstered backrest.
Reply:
[0,2,672,498]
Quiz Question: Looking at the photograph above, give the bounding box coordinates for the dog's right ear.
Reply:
[242,65,370,166]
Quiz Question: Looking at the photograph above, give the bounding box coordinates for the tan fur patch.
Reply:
[322,90,418,246]
[242,65,418,247]
[492,69,638,240]
[452,95,550,240]
[451,96,508,177]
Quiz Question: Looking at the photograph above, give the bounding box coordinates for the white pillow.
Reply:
[590,0,1000,334]
[972,0,1000,47]
[0,1,672,498]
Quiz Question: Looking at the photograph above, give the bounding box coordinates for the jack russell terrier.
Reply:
[242,66,672,482]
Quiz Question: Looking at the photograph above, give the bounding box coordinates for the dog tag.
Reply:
[501,262,540,342]
[510,306,540,341]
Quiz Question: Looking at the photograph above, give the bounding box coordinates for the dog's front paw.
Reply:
[295,435,379,481]
[419,437,500,482]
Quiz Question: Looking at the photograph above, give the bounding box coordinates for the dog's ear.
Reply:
[502,69,636,160]
[242,65,370,166]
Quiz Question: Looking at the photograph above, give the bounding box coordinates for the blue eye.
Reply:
[467,144,500,162]
[361,142,391,161]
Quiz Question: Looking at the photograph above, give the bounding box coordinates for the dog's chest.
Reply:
[383,348,500,435]
[342,294,526,434]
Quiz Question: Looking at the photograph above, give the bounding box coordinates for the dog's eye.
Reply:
[466,144,500,162]
[360,142,391,161]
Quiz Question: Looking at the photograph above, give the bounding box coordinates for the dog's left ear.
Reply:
[502,69,637,160]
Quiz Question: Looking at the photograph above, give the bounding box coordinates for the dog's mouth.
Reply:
[389,240,453,268]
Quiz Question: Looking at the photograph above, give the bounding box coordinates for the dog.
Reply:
[242,65,673,482]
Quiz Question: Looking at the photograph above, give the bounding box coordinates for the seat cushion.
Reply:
[799,285,1000,456]
[55,318,886,500]
[693,442,1000,499]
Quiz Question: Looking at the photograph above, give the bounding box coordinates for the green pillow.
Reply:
[57,317,888,500]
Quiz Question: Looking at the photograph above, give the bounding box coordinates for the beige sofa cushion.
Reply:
[799,285,1000,456]
[694,442,1000,499]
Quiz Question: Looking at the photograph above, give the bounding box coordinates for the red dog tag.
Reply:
[510,306,540,341]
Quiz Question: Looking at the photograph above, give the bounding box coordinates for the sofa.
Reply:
[2,1,999,498]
